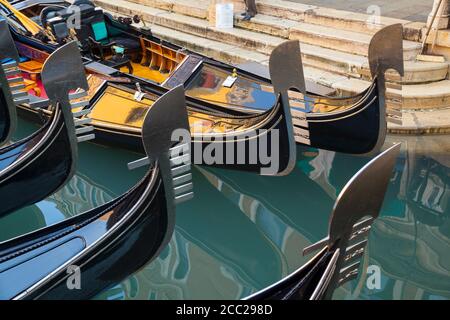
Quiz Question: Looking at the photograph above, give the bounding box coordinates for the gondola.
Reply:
[0,19,28,145]
[242,143,401,300]
[21,39,303,176]
[0,41,94,218]
[2,0,404,155]
[0,81,195,300]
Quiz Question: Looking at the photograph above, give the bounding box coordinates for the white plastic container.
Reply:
[215,2,234,29]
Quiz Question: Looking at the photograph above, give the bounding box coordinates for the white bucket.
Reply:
[215,3,234,29]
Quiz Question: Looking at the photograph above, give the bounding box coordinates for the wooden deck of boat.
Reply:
[122,62,169,84]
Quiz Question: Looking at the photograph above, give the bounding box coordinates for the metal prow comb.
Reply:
[269,40,304,176]
[303,143,401,298]
[128,85,193,257]
[128,85,193,204]
[0,20,29,106]
[40,41,94,143]
[270,41,309,145]
[369,24,405,126]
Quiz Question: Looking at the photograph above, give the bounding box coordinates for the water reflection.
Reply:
[1,119,449,300]
[357,136,450,300]
[185,65,277,111]
[0,120,145,242]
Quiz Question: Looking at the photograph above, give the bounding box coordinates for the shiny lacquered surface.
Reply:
[0,90,11,144]
[0,108,75,218]
[1,119,449,300]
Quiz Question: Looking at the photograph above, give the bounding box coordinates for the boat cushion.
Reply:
[92,21,109,42]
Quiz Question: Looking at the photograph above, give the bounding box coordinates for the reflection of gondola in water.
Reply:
[97,228,291,300]
[174,167,288,294]
[4,1,403,155]
[97,166,301,300]
[367,147,450,299]
[199,165,333,243]
[0,41,93,218]
[48,173,115,218]
[0,81,195,299]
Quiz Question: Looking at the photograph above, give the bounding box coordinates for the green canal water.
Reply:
[1,119,449,300]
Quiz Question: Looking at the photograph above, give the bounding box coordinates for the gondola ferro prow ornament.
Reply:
[41,40,93,145]
[0,19,27,144]
[128,84,193,251]
[269,40,306,175]
[368,24,405,153]
[303,143,402,299]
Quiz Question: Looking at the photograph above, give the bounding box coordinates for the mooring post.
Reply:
[428,0,450,30]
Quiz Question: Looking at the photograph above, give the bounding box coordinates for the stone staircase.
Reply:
[93,0,450,133]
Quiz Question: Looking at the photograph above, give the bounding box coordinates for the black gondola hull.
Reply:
[304,82,381,154]
[0,171,169,300]
[246,250,333,300]
[0,109,74,217]
[18,105,293,174]
[0,88,13,144]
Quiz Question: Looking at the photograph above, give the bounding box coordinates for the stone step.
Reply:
[251,0,424,41]
[123,0,210,19]
[234,12,297,39]
[233,14,445,83]
[334,78,450,111]
[96,0,283,55]
[389,108,450,135]
[299,43,448,84]
[124,0,425,41]
[288,22,421,60]
[97,0,448,84]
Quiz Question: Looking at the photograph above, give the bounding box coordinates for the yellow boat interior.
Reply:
[77,75,267,135]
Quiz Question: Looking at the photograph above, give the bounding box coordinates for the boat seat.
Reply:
[48,18,70,43]
[87,19,141,61]
[108,37,141,51]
